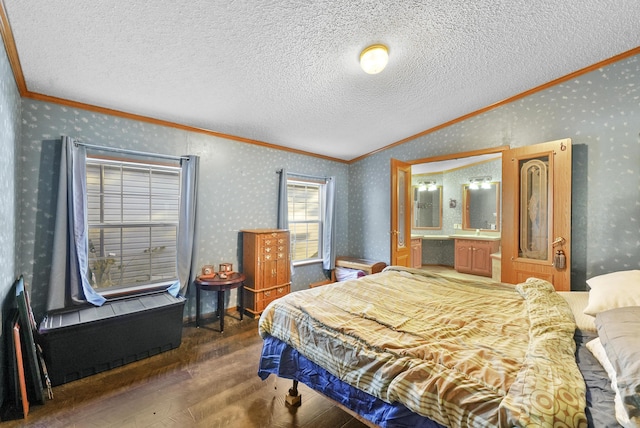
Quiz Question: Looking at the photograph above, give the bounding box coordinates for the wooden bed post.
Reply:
[285,380,302,407]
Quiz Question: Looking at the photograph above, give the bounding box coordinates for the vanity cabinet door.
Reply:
[454,240,473,273]
[454,239,500,277]
[471,242,493,277]
[411,238,422,268]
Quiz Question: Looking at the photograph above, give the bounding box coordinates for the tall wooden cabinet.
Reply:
[241,229,290,318]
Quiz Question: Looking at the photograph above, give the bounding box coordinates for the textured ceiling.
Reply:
[3,1,640,161]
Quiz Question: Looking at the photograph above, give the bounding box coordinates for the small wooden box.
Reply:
[310,257,386,288]
[335,257,387,275]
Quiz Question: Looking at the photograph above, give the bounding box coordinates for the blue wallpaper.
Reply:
[0,38,21,408]
[17,103,349,320]
[350,54,640,289]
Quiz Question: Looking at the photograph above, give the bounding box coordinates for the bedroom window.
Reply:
[86,157,181,295]
[287,179,324,264]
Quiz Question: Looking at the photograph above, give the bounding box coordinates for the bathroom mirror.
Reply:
[411,152,502,234]
[462,182,500,231]
[413,185,442,229]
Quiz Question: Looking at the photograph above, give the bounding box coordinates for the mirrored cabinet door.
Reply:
[412,185,442,229]
[462,182,500,231]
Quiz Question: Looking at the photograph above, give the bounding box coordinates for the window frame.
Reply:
[287,178,326,266]
[85,156,182,298]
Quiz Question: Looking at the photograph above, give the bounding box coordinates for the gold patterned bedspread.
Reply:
[258,267,587,427]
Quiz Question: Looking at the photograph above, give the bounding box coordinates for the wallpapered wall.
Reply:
[0,39,21,413]
[17,103,349,321]
[349,54,640,289]
[3,38,639,328]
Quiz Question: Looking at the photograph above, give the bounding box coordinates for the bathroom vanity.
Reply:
[454,235,501,277]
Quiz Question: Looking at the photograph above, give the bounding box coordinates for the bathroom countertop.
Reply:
[411,234,501,241]
[451,233,501,241]
[414,235,452,240]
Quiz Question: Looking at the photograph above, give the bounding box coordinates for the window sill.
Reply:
[99,280,176,300]
[292,259,322,268]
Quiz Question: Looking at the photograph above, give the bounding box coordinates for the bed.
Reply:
[258,267,639,427]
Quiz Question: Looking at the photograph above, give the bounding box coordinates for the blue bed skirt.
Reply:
[258,333,616,427]
[258,334,444,428]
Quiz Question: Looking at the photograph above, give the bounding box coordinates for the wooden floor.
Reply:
[3,266,485,427]
[2,316,369,428]
[419,264,495,282]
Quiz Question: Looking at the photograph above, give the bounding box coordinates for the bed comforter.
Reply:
[258,267,587,427]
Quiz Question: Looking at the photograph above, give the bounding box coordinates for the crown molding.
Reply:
[349,46,640,164]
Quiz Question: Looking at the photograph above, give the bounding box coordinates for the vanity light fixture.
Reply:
[418,181,437,192]
[469,176,492,190]
[360,44,389,74]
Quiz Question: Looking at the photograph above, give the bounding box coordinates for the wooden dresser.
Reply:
[241,229,291,318]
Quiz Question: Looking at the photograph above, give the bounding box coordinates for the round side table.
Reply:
[195,272,245,332]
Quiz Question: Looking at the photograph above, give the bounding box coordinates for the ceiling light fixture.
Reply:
[360,44,389,75]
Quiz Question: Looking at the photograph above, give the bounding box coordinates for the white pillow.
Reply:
[558,291,596,332]
[585,338,635,428]
[583,270,640,316]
